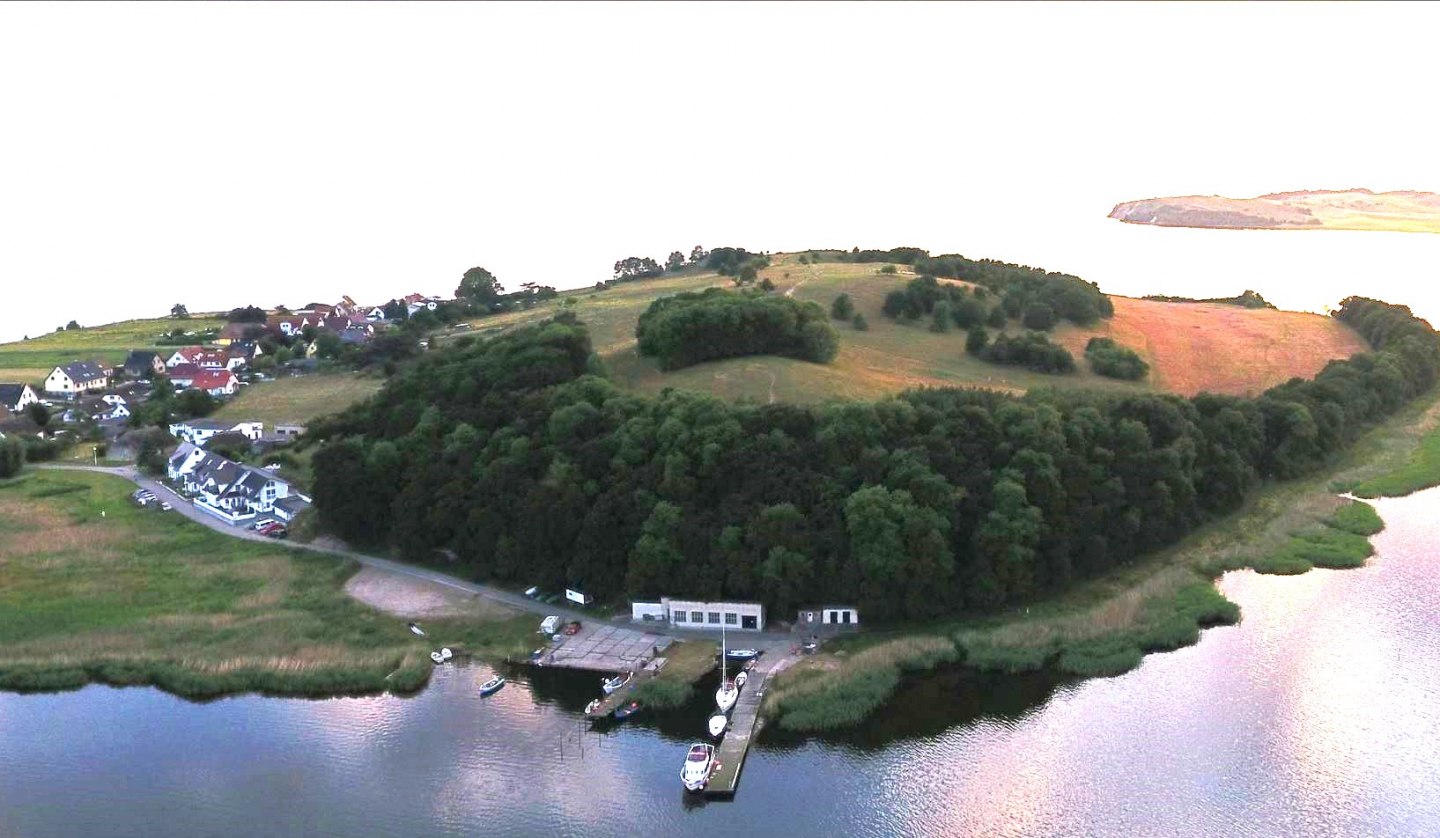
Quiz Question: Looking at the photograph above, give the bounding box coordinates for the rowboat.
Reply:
[478,675,506,696]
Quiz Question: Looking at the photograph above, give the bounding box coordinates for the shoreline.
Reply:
[763,387,1440,732]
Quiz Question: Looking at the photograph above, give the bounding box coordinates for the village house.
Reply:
[365,306,387,321]
[191,369,240,397]
[166,363,200,388]
[166,443,304,524]
[0,383,39,413]
[169,418,264,446]
[166,347,205,368]
[44,361,110,396]
[122,351,166,379]
[216,322,265,346]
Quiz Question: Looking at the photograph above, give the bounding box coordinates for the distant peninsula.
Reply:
[1109,189,1440,234]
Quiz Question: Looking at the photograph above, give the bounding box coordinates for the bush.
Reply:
[965,324,989,354]
[980,332,1075,373]
[930,301,952,333]
[1021,304,1057,331]
[831,294,854,321]
[878,264,898,275]
[635,288,839,370]
[851,313,869,331]
[0,436,25,478]
[986,306,1008,328]
[1085,337,1149,380]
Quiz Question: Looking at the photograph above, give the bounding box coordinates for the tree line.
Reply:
[304,296,1438,623]
[635,288,838,370]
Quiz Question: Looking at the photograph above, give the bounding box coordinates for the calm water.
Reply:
[4,488,1440,837]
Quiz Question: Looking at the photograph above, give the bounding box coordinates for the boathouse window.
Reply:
[725,613,738,625]
[691,611,703,623]
[708,612,720,624]
[673,611,686,623]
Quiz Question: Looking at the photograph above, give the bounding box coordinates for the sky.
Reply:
[1,1,1437,342]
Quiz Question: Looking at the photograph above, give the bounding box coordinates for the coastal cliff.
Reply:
[1110,189,1440,233]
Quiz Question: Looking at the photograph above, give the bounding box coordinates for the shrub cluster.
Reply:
[635,288,838,370]
[980,332,1076,373]
[1085,337,1149,380]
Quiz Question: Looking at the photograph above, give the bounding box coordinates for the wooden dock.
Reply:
[704,655,788,798]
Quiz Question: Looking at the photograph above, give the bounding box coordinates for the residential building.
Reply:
[165,346,206,368]
[272,494,312,522]
[44,361,109,396]
[167,443,300,524]
[191,369,239,397]
[122,351,166,379]
[365,306,387,321]
[167,363,201,388]
[0,383,39,413]
[169,418,263,446]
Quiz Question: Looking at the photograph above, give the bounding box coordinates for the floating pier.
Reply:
[705,655,788,798]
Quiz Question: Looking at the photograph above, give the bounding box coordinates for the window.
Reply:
[673,611,686,623]
[691,611,703,623]
[708,612,720,624]
[725,613,738,625]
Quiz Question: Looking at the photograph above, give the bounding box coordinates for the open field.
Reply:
[443,255,1366,403]
[0,469,520,697]
[0,316,224,385]
[211,372,382,427]
[762,386,1440,730]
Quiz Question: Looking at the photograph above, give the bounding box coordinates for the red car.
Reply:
[563,621,582,636]
[258,522,288,539]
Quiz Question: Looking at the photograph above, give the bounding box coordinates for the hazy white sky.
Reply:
[1,1,1436,342]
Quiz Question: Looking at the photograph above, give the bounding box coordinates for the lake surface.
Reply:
[4,488,1440,837]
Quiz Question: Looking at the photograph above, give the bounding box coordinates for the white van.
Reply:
[539,615,560,635]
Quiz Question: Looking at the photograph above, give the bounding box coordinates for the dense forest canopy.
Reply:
[634,288,838,370]
[306,297,1438,623]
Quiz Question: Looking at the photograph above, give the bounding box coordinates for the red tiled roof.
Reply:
[192,370,236,390]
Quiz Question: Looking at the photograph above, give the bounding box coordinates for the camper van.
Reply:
[539,615,560,635]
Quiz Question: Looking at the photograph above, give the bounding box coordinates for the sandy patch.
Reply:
[344,565,519,620]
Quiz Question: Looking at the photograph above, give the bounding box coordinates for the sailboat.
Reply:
[715,621,738,713]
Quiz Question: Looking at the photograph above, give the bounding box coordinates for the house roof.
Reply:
[193,351,228,367]
[168,363,201,379]
[274,495,311,515]
[59,361,108,384]
[170,346,206,362]
[124,351,161,369]
[192,369,237,390]
[0,383,33,408]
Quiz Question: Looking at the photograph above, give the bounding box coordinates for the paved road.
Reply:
[38,465,799,649]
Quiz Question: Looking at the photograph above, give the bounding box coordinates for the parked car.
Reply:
[159,502,172,511]
[261,524,288,539]
[523,586,540,598]
[252,519,277,531]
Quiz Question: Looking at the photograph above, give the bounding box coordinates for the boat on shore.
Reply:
[478,676,506,696]
[584,698,604,717]
[440,647,454,661]
[602,672,633,695]
[430,651,445,664]
[408,622,426,637]
[681,742,716,792]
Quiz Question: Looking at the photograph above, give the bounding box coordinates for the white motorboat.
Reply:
[439,647,454,661]
[602,672,632,695]
[681,742,716,792]
[724,648,759,662]
[735,670,748,689]
[408,622,426,637]
[429,651,445,664]
[707,713,728,738]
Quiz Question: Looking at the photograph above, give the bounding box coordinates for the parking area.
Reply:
[535,622,672,674]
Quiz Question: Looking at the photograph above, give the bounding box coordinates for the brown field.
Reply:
[211,372,382,427]
[1052,296,1370,397]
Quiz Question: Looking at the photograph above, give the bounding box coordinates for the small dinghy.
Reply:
[478,675,506,696]
[735,670,748,689]
[408,622,426,637]
[602,672,633,695]
[439,647,454,661]
[613,701,642,721]
[725,648,759,662]
[708,713,728,737]
[584,698,604,717]
[430,651,445,664]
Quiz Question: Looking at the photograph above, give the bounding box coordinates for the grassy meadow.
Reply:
[440,254,1366,403]
[211,372,383,427]
[0,316,223,386]
[0,469,520,698]
[761,385,1440,731]
[631,639,719,708]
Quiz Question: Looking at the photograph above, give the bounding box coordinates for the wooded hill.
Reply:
[306,296,1440,622]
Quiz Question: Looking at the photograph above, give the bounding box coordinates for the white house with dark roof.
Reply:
[167,443,299,524]
[44,361,110,396]
[0,383,39,413]
[169,418,263,447]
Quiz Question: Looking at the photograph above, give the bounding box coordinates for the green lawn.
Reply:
[0,469,515,697]
[211,372,382,427]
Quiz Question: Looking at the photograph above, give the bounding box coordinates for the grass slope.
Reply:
[444,255,1365,403]
[0,316,224,386]
[211,373,383,427]
[0,469,523,698]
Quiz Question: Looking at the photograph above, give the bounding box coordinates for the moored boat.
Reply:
[439,647,454,661]
[584,698,604,717]
[715,679,738,713]
[681,742,716,792]
[408,622,426,637]
[724,648,759,662]
[602,672,632,695]
[478,675,506,696]
[430,651,445,664]
[735,670,748,689]
[614,701,642,721]
[707,713,728,737]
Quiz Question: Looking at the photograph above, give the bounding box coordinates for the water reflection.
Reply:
[5,489,1440,836]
